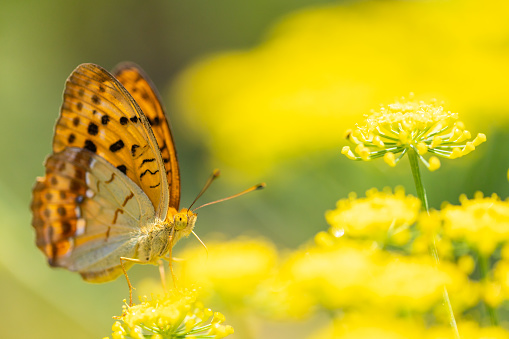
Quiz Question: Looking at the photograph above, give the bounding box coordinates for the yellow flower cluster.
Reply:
[342,95,486,171]
[109,289,233,339]
[171,0,503,175]
[165,188,509,337]
[177,237,278,304]
[309,317,509,339]
[325,187,420,245]
[440,193,509,256]
[284,237,466,313]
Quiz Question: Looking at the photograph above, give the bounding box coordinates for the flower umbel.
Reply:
[110,289,234,339]
[325,187,420,246]
[342,95,486,171]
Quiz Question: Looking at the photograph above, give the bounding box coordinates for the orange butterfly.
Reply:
[31,63,263,304]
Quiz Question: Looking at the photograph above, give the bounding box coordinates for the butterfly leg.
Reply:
[120,256,146,306]
[158,259,167,292]
[160,228,179,289]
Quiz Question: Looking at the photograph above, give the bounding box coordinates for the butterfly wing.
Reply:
[112,62,181,210]
[52,63,169,219]
[31,148,155,282]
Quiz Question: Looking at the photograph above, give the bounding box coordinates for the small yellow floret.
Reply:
[473,133,487,146]
[383,152,396,167]
[341,146,357,160]
[355,144,370,160]
[416,142,428,155]
[431,136,442,148]
[428,156,441,171]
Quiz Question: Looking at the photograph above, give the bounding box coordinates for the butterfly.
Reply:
[31,63,237,304]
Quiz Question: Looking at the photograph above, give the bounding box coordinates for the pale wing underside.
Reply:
[31,148,155,282]
[53,63,169,219]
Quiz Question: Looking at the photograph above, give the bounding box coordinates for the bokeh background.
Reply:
[1,0,509,338]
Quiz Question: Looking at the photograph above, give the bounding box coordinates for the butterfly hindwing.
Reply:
[52,63,169,219]
[31,148,156,282]
[113,62,181,210]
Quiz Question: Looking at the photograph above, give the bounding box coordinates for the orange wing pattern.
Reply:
[113,63,181,210]
[31,147,155,282]
[52,63,169,218]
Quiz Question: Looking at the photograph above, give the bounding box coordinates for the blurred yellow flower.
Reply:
[110,288,233,339]
[441,192,509,256]
[308,312,427,339]
[342,95,486,171]
[177,237,278,305]
[435,321,509,339]
[172,0,504,175]
[283,239,467,313]
[492,260,509,303]
[309,316,509,339]
[325,187,420,245]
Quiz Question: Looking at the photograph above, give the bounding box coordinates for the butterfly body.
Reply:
[136,208,197,264]
[31,63,195,283]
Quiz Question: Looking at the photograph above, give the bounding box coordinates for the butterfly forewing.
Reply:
[52,63,169,219]
[31,148,156,282]
[113,63,181,210]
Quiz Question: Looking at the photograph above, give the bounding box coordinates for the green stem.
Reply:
[408,149,428,211]
[408,149,460,339]
[478,253,499,326]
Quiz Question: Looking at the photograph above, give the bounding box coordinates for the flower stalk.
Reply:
[408,149,460,339]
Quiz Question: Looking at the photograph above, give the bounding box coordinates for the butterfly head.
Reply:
[172,208,198,237]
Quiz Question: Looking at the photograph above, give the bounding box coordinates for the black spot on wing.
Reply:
[131,144,139,156]
[120,117,128,125]
[91,94,101,104]
[109,140,125,152]
[149,116,160,126]
[117,165,127,175]
[88,122,99,136]
[84,140,97,153]
[57,206,66,217]
[130,116,138,123]
[101,115,110,125]
[73,117,80,127]
[68,133,76,144]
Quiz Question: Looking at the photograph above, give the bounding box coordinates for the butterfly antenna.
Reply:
[188,169,221,210]
[192,231,208,258]
[192,183,266,212]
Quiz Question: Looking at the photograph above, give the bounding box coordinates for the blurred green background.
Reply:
[1,0,508,338]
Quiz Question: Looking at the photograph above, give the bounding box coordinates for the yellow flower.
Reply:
[307,312,427,339]
[342,95,486,171]
[325,187,420,246]
[492,259,509,303]
[431,321,509,339]
[171,0,501,175]
[177,237,278,304]
[441,192,509,256]
[283,238,466,312]
[110,288,233,339]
